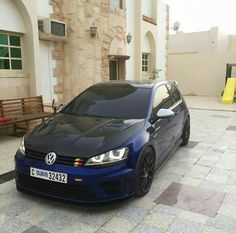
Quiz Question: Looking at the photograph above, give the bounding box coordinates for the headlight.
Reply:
[85,148,129,167]
[19,137,25,155]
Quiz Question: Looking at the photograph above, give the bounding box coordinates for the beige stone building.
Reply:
[168,27,236,96]
[0,0,169,103]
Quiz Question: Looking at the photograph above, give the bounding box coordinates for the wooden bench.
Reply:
[0,96,53,133]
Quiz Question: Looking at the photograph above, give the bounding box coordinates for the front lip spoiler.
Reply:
[16,182,135,206]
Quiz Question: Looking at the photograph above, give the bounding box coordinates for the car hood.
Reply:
[25,113,145,158]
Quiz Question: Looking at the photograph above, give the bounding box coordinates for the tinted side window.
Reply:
[152,85,173,116]
[167,84,182,104]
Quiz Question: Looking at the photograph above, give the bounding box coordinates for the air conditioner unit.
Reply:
[39,19,67,37]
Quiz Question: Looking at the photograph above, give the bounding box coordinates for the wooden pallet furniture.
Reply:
[0,96,53,133]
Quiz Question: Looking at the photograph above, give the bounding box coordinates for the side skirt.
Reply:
[154,138,183,174]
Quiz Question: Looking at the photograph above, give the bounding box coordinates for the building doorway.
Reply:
[108,55,130,81]
[109,60,118,80]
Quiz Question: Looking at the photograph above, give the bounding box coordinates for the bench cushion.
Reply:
[0,112,51,125]
[0,117,12,123]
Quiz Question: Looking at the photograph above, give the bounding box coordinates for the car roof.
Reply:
[95,80,172,89]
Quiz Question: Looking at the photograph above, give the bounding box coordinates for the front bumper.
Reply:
[15,152,135,204]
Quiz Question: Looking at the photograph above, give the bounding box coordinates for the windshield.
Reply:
[61,85,151,119]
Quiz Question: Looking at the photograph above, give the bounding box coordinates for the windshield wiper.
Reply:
[82,114,121,119]
[61,112,121,119]
[61,111,76,116]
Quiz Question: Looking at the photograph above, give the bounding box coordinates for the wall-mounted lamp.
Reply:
[90,24,97,37]
[126,32,132,44]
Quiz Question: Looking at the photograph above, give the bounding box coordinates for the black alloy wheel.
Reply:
[136,147,155,197]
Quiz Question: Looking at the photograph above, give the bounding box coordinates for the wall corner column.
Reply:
[135,0,142,80]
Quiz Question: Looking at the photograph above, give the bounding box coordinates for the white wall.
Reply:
[36,0,56,103]
[141,29,156,80]
[169,28,219,54]
[143,34,151,53]
[126,0,168,81]
[0,0,26,33]
[39,41,57,103]
[217,31,229,52]
[0,77,29,99]
[0,0,35,99]
[229,35,236,51]
[169,52,236,96]
[169,27,232,54]
[16,0,43,97]
[156,0,168,80]
[142,0,153,18]
[36,0,53,17]
[126,0,136,80]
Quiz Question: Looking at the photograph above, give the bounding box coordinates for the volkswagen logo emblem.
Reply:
[45,152,57,166]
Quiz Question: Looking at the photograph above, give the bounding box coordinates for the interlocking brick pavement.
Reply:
[0,109,236,233]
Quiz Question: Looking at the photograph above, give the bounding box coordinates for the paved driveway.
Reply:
[0,109,236,233]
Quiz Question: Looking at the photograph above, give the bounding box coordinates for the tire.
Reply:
[135,147,155,197]
[181,117,190,146]
[16,184,23,192]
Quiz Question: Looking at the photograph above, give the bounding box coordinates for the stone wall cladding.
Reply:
[49,0,126,102]
[101,1,126,81]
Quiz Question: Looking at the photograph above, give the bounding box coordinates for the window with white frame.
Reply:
[142,53,149,72]
[110,0,123,9]
[0,33,22,70]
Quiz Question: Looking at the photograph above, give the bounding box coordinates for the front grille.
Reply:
[100,180,125,195]
[17,173,94,200]
[25,148,83,166]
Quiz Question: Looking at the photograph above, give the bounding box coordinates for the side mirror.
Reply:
[157,109,175,119]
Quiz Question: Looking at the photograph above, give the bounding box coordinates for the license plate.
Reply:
[30,167,67,184]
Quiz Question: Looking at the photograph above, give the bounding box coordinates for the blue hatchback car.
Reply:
[15,80,190,204]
